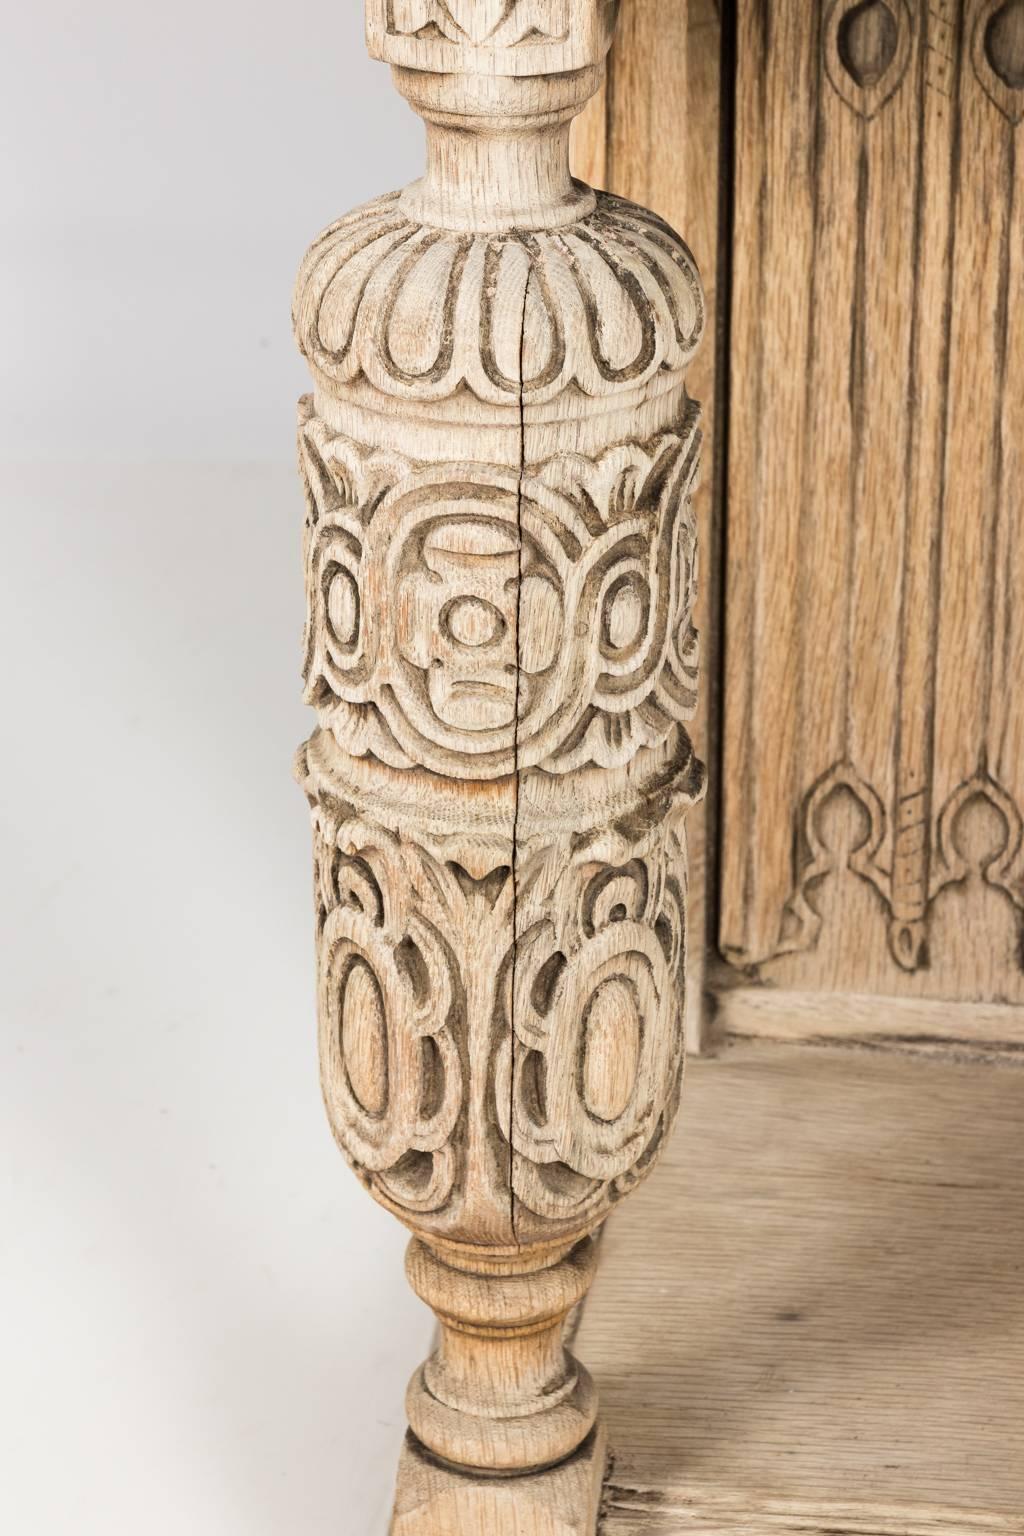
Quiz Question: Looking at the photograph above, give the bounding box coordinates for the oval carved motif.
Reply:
[987,1,1024,89]
[839,1,899,87]
[327,566,360,648]
[340,957,389,1118]
[824,0,912,119]
[580,977,641,1123]
[602,573,649,656]
[973,0,1024,122]
[443,594,505,649]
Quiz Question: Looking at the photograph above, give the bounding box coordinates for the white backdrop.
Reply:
[1,6,431,1532]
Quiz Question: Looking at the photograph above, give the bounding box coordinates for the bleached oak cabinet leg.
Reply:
[291,4,705,1531]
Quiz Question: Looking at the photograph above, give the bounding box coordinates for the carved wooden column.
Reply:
[292,3,704,1529]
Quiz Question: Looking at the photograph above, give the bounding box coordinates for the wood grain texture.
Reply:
[574,0,723,1055]
[719,0,1024,1025]
[712,974,1024,1060]
[578,1040,1024,1532]
[292,2,706,1525]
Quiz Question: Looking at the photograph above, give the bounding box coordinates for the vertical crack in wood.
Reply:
[744,119,769,955]
[509,271,530,1243]
[604,37,616,192]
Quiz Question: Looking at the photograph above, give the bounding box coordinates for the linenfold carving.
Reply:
[721,2,1024,1016]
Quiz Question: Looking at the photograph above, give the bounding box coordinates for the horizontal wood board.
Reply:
[578,1040,1024,1532]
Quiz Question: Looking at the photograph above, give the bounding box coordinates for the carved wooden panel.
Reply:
[720,0,1024,1019]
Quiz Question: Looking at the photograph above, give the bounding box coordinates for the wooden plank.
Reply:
[606,0,691,218]
[578,1041,1024,1530]
[720,1,820,966]
[890,0,959,967]
[573,0,723,1053]
[680,0,723,1057]
[712,979,1024,1058]
[571,61,607,189]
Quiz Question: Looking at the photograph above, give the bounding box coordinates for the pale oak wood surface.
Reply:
[714,976,1024,1061]
[294,3,706,1527]
[573,0,722,1056]
[578,1040,1024,1532]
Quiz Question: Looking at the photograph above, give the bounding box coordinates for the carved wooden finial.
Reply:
[293,2,704,1528]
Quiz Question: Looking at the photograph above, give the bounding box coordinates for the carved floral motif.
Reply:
[294,0,704,1487]
[385,0,572,46]
[299,398,701,777]
[293,191,703,406]
[499,806,689,1232]
[314,821,463,1216]
[300,737,697,1243]
[366,0,620,73]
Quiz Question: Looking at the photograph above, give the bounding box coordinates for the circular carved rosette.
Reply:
[297,402,702,778]
[314,823,464,1219]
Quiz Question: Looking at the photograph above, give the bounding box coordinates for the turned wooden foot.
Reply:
[405,1238,599,1473]
[291,1,705,1524]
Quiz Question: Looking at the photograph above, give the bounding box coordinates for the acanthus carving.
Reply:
[293,191,703,406]
[299,397,701,777]
[383,0,574,46]
[366,0,620,74]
